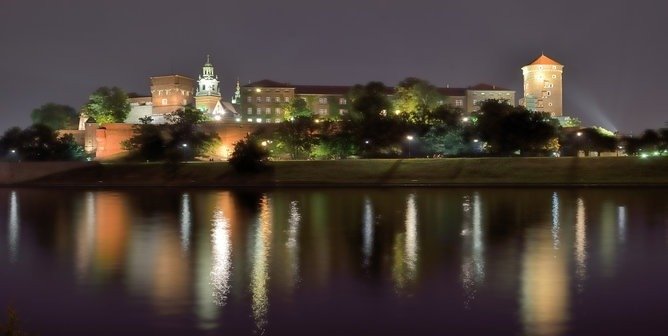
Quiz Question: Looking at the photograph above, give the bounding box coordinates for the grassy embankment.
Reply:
[22,156,668,187]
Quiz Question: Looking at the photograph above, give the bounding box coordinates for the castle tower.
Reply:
[231,78,241,105]
[521,54,563,117]
[195,55,222,115]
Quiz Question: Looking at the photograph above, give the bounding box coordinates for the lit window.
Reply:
[247,118,253,122]
[247,96,252,103]
[265,108,271,114]
[339,109,347,115]
[284,97,290,102]
[265,96,271,103]
[257,108,262,114]
[256,97,262,103]
[319,108,327,115]
[319,97,327,104]
[455,99,463,107]
[162,99,168,105]
[275,108,281,114]
[275,118,281,123]
[247,107,252,114]
[274,96,280,103]
[339,98,347,105]
[182,99,186,105]
[256,118,262,123]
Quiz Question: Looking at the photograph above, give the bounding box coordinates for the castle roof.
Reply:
[245,79,293,88]
[529,54,562,66]
[467,83,511,91]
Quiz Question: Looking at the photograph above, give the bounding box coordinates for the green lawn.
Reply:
[26,157,668,187]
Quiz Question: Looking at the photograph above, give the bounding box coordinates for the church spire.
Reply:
[232,78,241,104]
[196,54,220,97]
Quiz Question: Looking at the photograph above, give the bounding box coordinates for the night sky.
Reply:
[1,0,666,133]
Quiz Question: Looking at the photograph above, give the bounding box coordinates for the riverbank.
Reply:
[5,157,668,188]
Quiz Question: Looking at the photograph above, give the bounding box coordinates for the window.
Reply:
[339,98,347,105]
[256,118,262,123]
[247,118,253,122]
[247,96,252,103]
[339,109,347,115]
[182,99,187,105]
[256,97,262,103]
[539,66,544,70]
[162,99,168,105]
[552,75,557,79]
[275,108,281,114]
[247,107,252,114]
[274,96,280,103]
[284,97,290,102]
[275,118,282,123]
[265,96,271,103]
[257,108,262,114]
[319,108,327,115]
[319,97,327,104]
[455,99,463,107]
[265,108,271,114]
[548,102,553,107]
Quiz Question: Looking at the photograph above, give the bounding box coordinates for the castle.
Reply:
[73,54,565,159]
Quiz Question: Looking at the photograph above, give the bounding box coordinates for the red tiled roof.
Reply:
[437,87,467,96]
[529,54,562,66]
[294,85,352,95]
[466,83,510,91]
[244,79,293,88]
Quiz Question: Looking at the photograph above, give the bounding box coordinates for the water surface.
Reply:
[1,188,667,335]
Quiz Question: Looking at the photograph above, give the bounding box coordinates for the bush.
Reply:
[228,136,270,173]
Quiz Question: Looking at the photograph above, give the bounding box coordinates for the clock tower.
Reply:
[195,55,223,118]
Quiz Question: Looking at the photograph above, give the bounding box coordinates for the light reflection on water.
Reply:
[7,191,19,263]
[462,192,484,308]
[1,188,668,336]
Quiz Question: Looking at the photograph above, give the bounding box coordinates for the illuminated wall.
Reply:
[521,54,564,117]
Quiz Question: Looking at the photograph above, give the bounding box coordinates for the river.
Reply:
[1,188,667,335]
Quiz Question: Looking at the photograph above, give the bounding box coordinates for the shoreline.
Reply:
[3,157,668,188]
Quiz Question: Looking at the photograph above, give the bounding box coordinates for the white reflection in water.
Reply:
[286,201,301,288]
[552,192,560,250]
[75,192,96,277]
[251,197,272,334]
[8,191,19,263]
[575,197,587,290]
[392,193,419,292]
[180,193,192,252]
[617,206,627,244]
[462,192,484,307]
[362,197,374,267]
[405,194,418,279]
[211,209,232,307]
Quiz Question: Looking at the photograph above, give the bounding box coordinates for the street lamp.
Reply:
[406,135,414,158]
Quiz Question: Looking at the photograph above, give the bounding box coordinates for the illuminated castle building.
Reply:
[520,54,564,117]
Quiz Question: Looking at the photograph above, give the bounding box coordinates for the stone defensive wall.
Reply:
[66,122,270,160]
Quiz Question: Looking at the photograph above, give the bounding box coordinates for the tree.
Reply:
[475,100,557,156]
[283,98,312,120]
[31,103,79,130]
[228,135,270,173]
[393,77,444,124]
[422,127,467,157]
[274,116,318,159]
[82,87,131,124]
[122,108,219,162]
[122,116,166,161]
[0,306,31,336]
[345,82,408,156]
[0,124,86,161]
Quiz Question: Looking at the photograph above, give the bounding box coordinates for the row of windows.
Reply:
[244,107,349,115]
[161,98,188,106]
[245,96,348,105]
[248,96,291,103]
[247,107,283,115]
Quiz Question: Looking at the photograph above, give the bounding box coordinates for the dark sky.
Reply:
[1,0,667,133]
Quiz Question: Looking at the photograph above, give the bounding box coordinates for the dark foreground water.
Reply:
[1,188,667,335]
